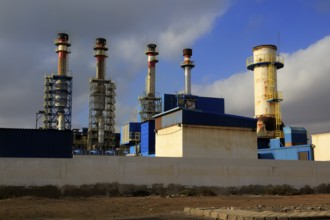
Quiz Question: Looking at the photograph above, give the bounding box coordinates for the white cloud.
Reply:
[158,12,219,59]
[193,35,330,135]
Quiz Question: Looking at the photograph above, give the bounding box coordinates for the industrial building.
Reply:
[312,132,330,161]
[121,48,258,159]
[119,45,317,160]
[0,128,72,158]
[154,49,257,158]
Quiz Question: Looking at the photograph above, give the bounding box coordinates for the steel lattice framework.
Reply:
[88,78,116,150]
[43,74,72,130]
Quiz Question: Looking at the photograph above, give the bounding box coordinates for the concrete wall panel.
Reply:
[1,156,330,188]
[312,133,330,161]
[182,125,257,159]
[155,126,183,157]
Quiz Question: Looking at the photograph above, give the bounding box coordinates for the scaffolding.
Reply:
[88,79,116,150]
[138,93,162,122]
[43,74,72,130]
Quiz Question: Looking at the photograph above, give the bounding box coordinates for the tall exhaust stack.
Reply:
[138,44,162,122]
[55,33,70,130]
[177,48,196,109]
[246,45,284,138]
[145,44,158,96]
[88,38,116,150]
[43,33,72,130]
[180,48,195,95]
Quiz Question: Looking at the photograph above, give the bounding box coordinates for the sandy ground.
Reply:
[0,194,330,219]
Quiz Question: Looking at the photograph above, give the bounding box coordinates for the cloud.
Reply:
[0,0,229,130]
[193,35,330,135]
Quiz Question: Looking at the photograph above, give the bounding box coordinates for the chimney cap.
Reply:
[57,33,69,41]
[183,48,192,56]
[96,38,107,45]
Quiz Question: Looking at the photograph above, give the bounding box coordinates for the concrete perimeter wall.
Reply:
[0,156,330,187]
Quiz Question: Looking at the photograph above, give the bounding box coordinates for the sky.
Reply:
[0,0,329,136]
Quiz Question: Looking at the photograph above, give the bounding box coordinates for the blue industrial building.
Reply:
[0,128,72,158]
[257,127,314,160]
[120,93,233,157]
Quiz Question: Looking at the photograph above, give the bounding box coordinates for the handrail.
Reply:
[246,54,284,67]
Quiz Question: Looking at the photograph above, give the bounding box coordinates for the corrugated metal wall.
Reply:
[140,120,155,155]
[156,110,182,130]
[163,94,225,114]
[0,128,72,158]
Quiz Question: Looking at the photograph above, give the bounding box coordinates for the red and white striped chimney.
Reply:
[145,44,158,96]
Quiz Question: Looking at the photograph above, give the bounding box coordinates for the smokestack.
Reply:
[55,33,70,76]
[93,38,108,147]
[138,44,162,122]
[145,44,158,96]
[180,48,195,95]
[94,38,108,80]
[54,33,71,130]
[247,44,284,138]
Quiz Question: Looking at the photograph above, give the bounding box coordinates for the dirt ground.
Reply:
[0,194,330,220]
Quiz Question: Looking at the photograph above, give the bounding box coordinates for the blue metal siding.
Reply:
[120,122,141,145]
[163,94,178,112]
[140,120,155,155]
[182,110,256,129]
[163,94,225,114]
[283,127,307,146]
[270,138,281,149]
[258,138,270,149]
[0,128,72,158]
[195,96,225,114]
[161,110,183,128]
[129,145,136,154]
[129,122,141,132]
[258,144,313,160]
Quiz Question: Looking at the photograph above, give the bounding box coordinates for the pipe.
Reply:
[98,116,104,146]
[180,48,195,95]
[94,38,108,80]
[58,113,65,130]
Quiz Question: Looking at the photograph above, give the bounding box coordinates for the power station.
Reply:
[0,32,328,162]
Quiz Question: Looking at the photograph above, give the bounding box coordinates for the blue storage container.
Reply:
[0,128,72,158]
